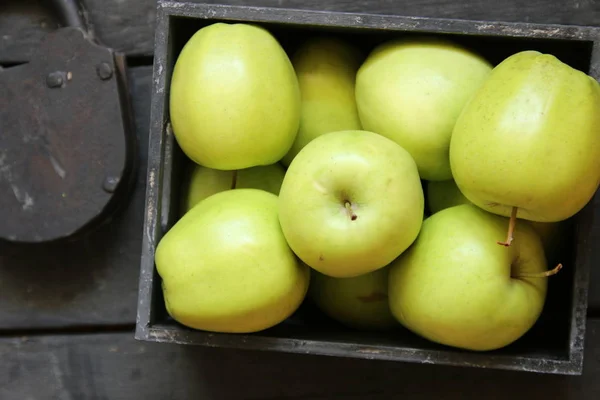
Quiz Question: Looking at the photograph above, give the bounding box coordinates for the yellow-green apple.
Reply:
[155,189,310,333]
[450,50,600,228]
[309,266,397,330]
[388,204,557,351]
[281,37,363,166]
[180,163,286,214]
[278,130,424,278]
[355,37,492,181]
[426,178,568,263]
[169,23,300,170]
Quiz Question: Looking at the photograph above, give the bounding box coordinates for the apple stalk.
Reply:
[498,206,518,247]
[344,201,358,221]
[513,263,563,278]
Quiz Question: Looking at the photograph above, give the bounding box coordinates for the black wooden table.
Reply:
[1,1,599,398]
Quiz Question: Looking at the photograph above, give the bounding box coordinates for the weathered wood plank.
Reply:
[0,65,152,330]
[1,0,600,63]
[0,0,156,64]
[0,0,53,64]
[1,320,600,399]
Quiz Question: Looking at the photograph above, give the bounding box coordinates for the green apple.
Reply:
[281,37,363,166]
[155,189,310,333]
[355,37,492,181]
[388,204,552,351]
[450,50,600,223]
[181,163,286,214]
[169,23,301,170]
[278,129,424,278]
[309,266,397,330]
[426,178,567,261]
[426,179,471,214]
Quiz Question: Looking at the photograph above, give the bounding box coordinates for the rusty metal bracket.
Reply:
[0,0,137,243]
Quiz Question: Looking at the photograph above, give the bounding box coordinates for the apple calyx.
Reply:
[513,263,563,278]
[497,206,518,247]
[344,201,358,221]
[230,170,238,190]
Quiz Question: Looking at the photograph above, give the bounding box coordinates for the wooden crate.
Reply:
[135,0,600,375]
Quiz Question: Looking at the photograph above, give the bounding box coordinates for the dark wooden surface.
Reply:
[1,0,600,398]
[2,321,600,399]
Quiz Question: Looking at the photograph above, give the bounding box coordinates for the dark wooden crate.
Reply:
[136,0,600,375]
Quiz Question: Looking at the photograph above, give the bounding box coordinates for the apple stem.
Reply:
[230,170,238,190]
[344,201,357,221]
[497,206,518,247]
[514,263,563,278]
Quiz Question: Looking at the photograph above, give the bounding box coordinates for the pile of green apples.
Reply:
[155,22,600,352]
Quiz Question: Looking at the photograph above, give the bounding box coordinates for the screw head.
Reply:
[103,176,120,193]
[97,63,113,80]
[46,71,64,88]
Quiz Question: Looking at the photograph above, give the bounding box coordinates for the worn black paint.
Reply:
[0,27,137,244]
[136,1,600,376]
[0,0,138,244]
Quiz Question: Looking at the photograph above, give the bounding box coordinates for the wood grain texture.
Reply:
[0,0,155,63]
[0,0,55,64]
[0,65,152,330]
[1,320,600,399]
[1,0,600,62]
